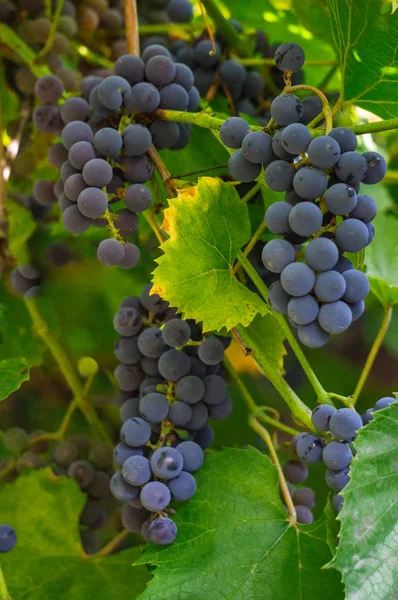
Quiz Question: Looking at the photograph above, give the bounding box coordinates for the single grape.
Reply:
[162,319,191,348]
[207,396,232,420]
[114,363,144,392]
[323,441,352,470]
[159,83,189,110]
[48,143,68,169]
[228,150,261,183]
[261,239,296,273]
[97,75,130,110]
[93,127,123,156]
[307,135,341,169]
[304,238,338,272]
[33,104,63,133]
[138,328,167,358]
[125,82,160,112]
[295,505,313,524]
[325,467,350,492]
[54,440,79,466]
[139,392,169,423]
[270,94,303,126]
[67,460,95,489]
[241,130,272,164]
[274,42,305,72]
[62,121,93,150]
[110,471,139,501]
[335,151,368,185]
[114,443,143,468]
[123,124,152,156]
[68,141,96,171]
[202,374,227,406]
[97,239,125,266]
[60,161,78,182]
[173,62,194,90]
[62,205,91,234]
[314,270,346,303]
[324,183,358,215]
[281,262,315,297]
[150,120,180,150]
[349,300,365,322]
[329,408,363,441]
[121,417,151,447]
[265,202,292,235]
[195,423,214,449]
[264,161,295,192]
[219,60,246,87]
[362,408,374,425]
[124,184,152,213]
[349,194,377,223]
[287,295,319,325]
[146,55,176,86]
[120,398,140,422]
[169,401,192,426]
[168,471,196,501]
[374,396,396,411]
[141,45,171,63]
[292,487,315,509]
[335,218,370,253]
[0,525,17,553]
[122,455,151,486]
[198,337,224,365]
[333,256,354,274]
[176,441,204,472]
[341,270,370,304]
[272,129,295,160]
[61,97,90,124]
[150,447,183,480]
[288,202,322,237]
[311,404,336,431]
[122,504,150,534]
[283,460,308,484]
[268,280,291,314]
[280,123,312,155]
[114,307,142,336]
[176,375,205,404]
[332,493,344,513]
[361,151,386,184]
[147,517,177,544]
[194,39,221,67]
[296,433,324,463]
[219,117,250,149]
[35,74,64,103]
[77,188,108,218]
[158,349,191,381]
[3,427,29,453]
[329,127,357,153]
[318,301,352,334]
[187,86,200,111]
[82,158,113,187]
[300,96,323,125]
[292,167,327,200]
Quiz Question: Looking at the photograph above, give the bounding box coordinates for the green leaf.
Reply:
[292,0,335,47]
[327,0,398,118]
[7,199,36,264]
[0,24,50,77]
[324,495,339,556]
[243,312,286,374]
[0,357,30,401]
[152,177,269,332]
[0,468,150,599]
[365,212,398,305]
[136,447,343,600]
[329,403,398,599]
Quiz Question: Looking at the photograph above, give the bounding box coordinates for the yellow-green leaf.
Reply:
[0,357,30,401]
[7,199,36,264]
[152,177,269,332]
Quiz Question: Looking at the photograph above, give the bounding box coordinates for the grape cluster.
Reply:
[9,264,42,299]
[295,396,397,514]
[33,47,199,268]
[281,459,316,524]
[218,43,384,347]
[110,284,232,545]
[0,429,116,555]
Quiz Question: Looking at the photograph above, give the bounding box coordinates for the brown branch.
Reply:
[123,0,140,56]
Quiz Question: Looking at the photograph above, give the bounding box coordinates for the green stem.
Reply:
[25,298,112,445]
[327,393,353,407]
[155,109,236,131]
[199,0,241,49]
[70,41,114,69]
[235,324,313,429]
[384,170,398,183]
[351,304,393,405]
[0,567,11,600]
[139,23,203,34]
[223,355,257,413]
[236,250,332,406]
[257,412,301,436]
[35,0,64,59]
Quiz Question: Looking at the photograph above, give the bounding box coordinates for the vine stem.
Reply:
[233,218,266,276]
[147,146,176,198]
[123,0,140,56]
[287,85,333,134]
[0,567,11,600]
[29,399,78,447]
[249,417,297,524]
[85,530,130,559]
[235,324,313,429]
[35,0,64,59]
[25,298,112,446]
[199,0,241,49]
[143,210,166,244]
[327,393,353,407]
[236,249,332,406]
[351,304,393,405]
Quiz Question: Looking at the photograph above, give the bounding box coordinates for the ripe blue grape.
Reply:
[335,151,368,185]
[333,256,354,274]
[318,300,352,334]
[311,404,336,431]
[68,141,96,170]
[329,127,357,153]
[97,239,125,266]
[296,433,324,463]
[329,408,363,440]
[283,459,308,484]
[280,262,315,297]
[62,121,94,150]
[176,375,205,404]
[124,184,152,213]
[158,349,191,381]
[61,97,90,124]
[265,161,295,192]
[349,300,365,322]
[362,151,386,184]
[120,398,140,421]
[292,166,327,200]
[0,525,17,553]
[150,447,184,480]
[307,135,341,169]
[241,130,272,164]
[168,401,192,426]
[122,455,151,486]
[194,39,221,67]
[114,363,144,392]
[174,63,194,90]
[82,158,113,187]
[325,467,350,492]
[298,321,330,348]
[176,441,204,472]
[323,441,352,469]
[295,505,313,524]
[335,218,370,253]
[98,75,130,110]
[168,471,196,501]
[270,94,303,126]
[150,120,180,150]
[274,42,305,72]
[300,96,323,125]
[93,128,123,157]
[147,517,177,545]
[219,59,246,87]
[268,281,291,314]
[77,188,108,218]
[162,319,191,348]
[228,150,261,182]
[33,104,63,133]
[122,124,152,156]
[195,423,214,449]
[207,396,232,420]
[114,54,145,84]
[141,481,171,511]
[261,239,296,273]
[272,129,295,160]
[198,337,224,365]
[160,83,189,110]
[349,194,377,222]
[62,205,91,234]
[281,123,312,154]
[138,328,167,358]
[141,45,171,64]
[203,374,227,405]
[122,504,150,534]
[305,238,338,272]
[287,294,319,325]
[120,417,151,447]
[314,270,346,302]
[324,183,357,215]
[114,307,142,337]
[110,471,139,501]
[125,82,160,113]
[288,201,322,236]
[293,487,315,509]
[139,392,169,423]
[220,117,250,148]
[332,493,344,513]
[35,74,64,103]
[374,396,396,411]
[146,55,176,86]
[342,270,370,303]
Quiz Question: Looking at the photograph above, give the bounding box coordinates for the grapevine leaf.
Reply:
[0,24,49,76]
[365,212,398,305]
[0,468,150,599]
[327,0,398,118]
[324,495,340,556]
[136,447,343,600]
[152,177,269,332]
[243,313,286,374]
[7,199,37,264]
[291,0,335,47]
[328,404,398,599]
[0,358,30,401]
